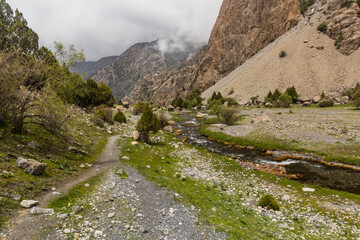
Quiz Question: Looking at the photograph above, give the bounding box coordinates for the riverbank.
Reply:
[200,106,360,166]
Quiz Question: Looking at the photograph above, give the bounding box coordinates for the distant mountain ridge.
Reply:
[72,56,117,80]
[72,38,202,101]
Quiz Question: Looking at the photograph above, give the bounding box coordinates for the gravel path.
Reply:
[0,135,224,240]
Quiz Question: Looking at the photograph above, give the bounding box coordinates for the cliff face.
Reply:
[126,0,302,104]
[202,0,360,104]
[193,0,301,90]
[326,1,360,55]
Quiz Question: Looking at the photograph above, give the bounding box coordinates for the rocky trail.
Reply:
[0,133,224,240]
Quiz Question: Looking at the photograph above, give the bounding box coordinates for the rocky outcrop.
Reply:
[17,157,47,176]
[125,0,302,104]
[326,1,360,55]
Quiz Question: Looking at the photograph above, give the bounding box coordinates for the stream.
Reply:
[176,114,360,195]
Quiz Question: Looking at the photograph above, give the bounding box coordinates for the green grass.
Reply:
[48,173,104,213]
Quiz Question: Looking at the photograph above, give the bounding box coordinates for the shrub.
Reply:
[300,0,316,14]
[318,97,334,107]
[265,91,274,103]
[118,99,123,105]
[136,103,160,143]
[279,51,287,58]
[285,86,299,103]
[317,22,327,33]
[158,113,169,129]
[114,110,126,124]
[172,96,184,108]
[258,194,280,211]
[276,93,292,108]
[133,101,146,115]
[220,106,238,126]
[272,89,281,101]
[94,107,113,124]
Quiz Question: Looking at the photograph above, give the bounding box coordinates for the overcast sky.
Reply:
[10,0,222,61]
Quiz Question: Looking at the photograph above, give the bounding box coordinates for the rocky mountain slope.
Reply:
[72,38,201,101]
[72,56,117,80]
[125,0,302,104]
[203,0,360,104]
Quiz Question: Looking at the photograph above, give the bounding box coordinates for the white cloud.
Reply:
[9,0,222,60]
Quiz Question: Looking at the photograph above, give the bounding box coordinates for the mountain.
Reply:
[72,38,202,101]
[203,0,360,103]
[72,56,117,80]
[125,0,302,104]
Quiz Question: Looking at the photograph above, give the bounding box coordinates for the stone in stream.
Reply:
[108,212,115,218]
[20,200,39,208]
[16,157,47,176]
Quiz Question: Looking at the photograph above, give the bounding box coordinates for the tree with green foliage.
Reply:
[285,86,299,103]
[272,89,281,101]
[277,93,292,108]
[53,41,85,68]
[173,96,184,108]
[133,101,146,115]
[264,91,274,103]
[0,0,39,53]
[183,88,203,109]
[114,110,126,124]
[136,104,160,143]
[220,106,238,125]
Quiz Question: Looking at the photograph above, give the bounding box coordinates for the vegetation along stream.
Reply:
[176,114,360,195]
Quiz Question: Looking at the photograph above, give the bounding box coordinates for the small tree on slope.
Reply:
[136,104,160,143]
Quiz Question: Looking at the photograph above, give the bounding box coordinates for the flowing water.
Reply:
[176,114,360,195]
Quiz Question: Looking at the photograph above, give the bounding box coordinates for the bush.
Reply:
[276,93,292,108]
[158,113,169,129]
[133,101,146,115]
[279,51,287,58]
[300,0,316,14]
[285,86,299,103]
[220,106,238,126]
[171,96,184,108]
[258,194,280,211]
[114,110,126,124]
[136,103,160,143]
[318,97,334,107]
[94,107,113,124]
[317,22,327,33]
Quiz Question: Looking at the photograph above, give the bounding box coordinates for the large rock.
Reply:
[20,200,39,208]
[133,131,140,140]
[17,157,47,176]
[163,126,173,133]
[167,105,174,112]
